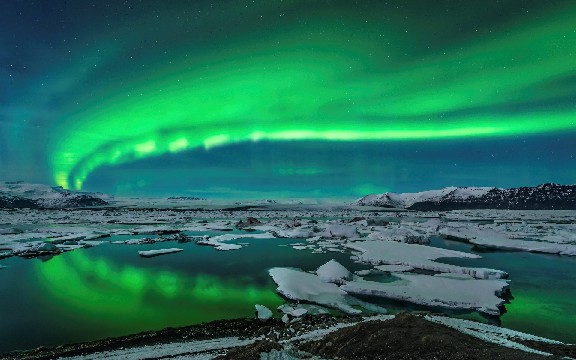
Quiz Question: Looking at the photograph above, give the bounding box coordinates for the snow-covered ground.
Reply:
[64,337,259,360]
[53,314,569,359]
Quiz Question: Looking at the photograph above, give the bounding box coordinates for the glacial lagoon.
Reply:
[1,210,576,352]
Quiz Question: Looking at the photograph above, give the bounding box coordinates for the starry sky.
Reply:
[1,0,575,199]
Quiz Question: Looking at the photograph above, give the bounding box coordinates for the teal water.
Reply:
[430,236,576,344]
[0,234,365,353]
[1,233,575,352]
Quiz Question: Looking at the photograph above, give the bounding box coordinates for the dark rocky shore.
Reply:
[3,314,575,360]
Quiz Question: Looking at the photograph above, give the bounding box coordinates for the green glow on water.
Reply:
[430,237,576,344]
[503,289,576,343]
[48,3,576,189]
[33,250,283,328]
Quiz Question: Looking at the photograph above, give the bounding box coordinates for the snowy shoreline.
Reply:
[3,313,573,360]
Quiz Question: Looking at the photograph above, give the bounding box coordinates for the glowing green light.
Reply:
[34,250,282,325]
[135,141,157,155]
[168,138,189,153]
[48,4,576,189]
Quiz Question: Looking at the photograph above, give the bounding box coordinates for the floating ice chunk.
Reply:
[341,273,509,316]
[255,304,273,321]
[270,226,317,239]
[278,304,306,318]
[316,259,352,285]
[12,242,62,257]
[367,227,427,244]
[269,267,361,315]
[321,224,358,239]
[374,264,414,272]
[196,232,274,251]
[278,304,329,318]
[138,248,183,257]
[354,269,373,276]
[112,237,158,245]
[345,240,507,279]
[439,225,576,256]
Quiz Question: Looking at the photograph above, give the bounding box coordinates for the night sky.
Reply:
[1,0,575,199]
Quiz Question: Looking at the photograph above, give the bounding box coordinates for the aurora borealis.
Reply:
[2,0,575,197]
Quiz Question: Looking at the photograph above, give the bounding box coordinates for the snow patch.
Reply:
[425,315,562,356]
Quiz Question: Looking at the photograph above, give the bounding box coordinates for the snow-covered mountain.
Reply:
[0,181,109,209]
[354,184,576,210]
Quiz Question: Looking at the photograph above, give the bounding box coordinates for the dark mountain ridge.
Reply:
[355,183,576,210]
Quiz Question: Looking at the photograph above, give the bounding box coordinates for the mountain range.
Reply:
[354,183,576,210]
[0,181,109,209]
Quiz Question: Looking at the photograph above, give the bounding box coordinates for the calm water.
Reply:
[1,233,575,352]
[429,236,576,344]
[0,233,365,352]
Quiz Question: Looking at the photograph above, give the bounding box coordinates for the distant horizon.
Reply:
[2,179,575,202]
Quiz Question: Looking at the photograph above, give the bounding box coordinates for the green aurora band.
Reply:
[49,4,576,189]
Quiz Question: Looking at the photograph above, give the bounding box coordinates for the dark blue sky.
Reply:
[1,0,575,198]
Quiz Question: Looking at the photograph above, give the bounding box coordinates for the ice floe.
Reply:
[341,273,509,316]
[278,304,329,318]
[255,304,273,321]
[269,267,361,315]
[439,224,576,256]
[196,232,275,251]
[345,240,508,279]
[138,248,183,257]
[365,227,428,244]
[374,264,414,272]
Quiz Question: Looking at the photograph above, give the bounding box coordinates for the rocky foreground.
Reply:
[3,314,575,360]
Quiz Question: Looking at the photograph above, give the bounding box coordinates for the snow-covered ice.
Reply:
[138,248,183,257]
[278,304,329,318]
[374,264,414,272]
[345,240,508,279]
[439,224,576,256]
[316,259,352,284]
[196,232,275,251]
[269,267,361,315]
[255,304,273,320]
[341,273,509,316]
